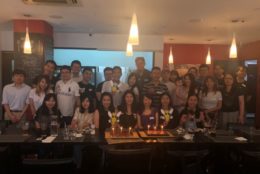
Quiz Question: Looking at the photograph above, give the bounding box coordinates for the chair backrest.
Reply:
[22,158,75,173]
[165,149,209,174]
[104,145,152,174]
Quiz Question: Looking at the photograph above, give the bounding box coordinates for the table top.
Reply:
[1,126,260,145]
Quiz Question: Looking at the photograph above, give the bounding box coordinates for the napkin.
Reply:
[42,136,56,143]
[235,137,247,141]
[183,134,193,140]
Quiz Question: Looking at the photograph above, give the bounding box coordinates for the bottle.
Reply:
[90,124,95,135]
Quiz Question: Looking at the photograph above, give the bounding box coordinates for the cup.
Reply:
[63,130,70,140]
[21,121,30,135]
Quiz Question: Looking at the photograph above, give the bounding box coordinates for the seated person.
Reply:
[117,90,138,129]
[34,93,61,133]
[179,94,205,130]
[71,95,94,132]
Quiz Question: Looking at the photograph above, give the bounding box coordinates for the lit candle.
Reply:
[120,126,123,134]
[161,125,164,131]
[154,126,157,131]
[129,127,132,134]
[112,127,115,135]
[147,124,150,131]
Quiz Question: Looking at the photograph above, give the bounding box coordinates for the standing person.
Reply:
[161,69,176,96]
[96,67,113,101]
[142,67,168,108]
[158,93,179,129]
[179,94,205,129]
[214,64,225,89]
[2,69,31,124]
[71,94,94,131]
[235,66,252,113]
[71,60,82,83]
[93,92,116,135]
[188,67,198,80]
[102,66,128,108]
[199,76,222,128]
[169,70,180,83]
[55,65,80,125]
[33,60,58,91]
[127,73,140,103]
[173,73,197,113]
[78,67,96,107]
[220,73,245,129]
[134,57,151,90]
[29,75,52,117]
[117,90,138,129]
[196,64,209,92]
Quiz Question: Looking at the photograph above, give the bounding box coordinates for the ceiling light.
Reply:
[128,13,139,45]
[23,16,32,54]
[229,33,237,59]
[168,46,174,64]
[206,48,211,64]
[126,43,133,56]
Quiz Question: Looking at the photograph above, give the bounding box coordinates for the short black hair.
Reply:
[113,66,122,72]
[103,67,113,73]
[135,57,145,63]
[71,60,81,67]
[12,69,26,77]
[151,66,161,72]
[45,60,57,69]
[199,64,209,70]
[60,65,71,72]
[82,67,93,73]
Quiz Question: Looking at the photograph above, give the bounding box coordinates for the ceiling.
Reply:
[1,0,260,44]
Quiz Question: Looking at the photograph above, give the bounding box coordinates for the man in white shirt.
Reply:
[55,65,80,125]
[2,69,31,124]
[71,60,83,83]
[102,66,128,107]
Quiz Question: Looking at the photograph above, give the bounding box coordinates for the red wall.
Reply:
[163,43,230,66]
[13,19,53,38]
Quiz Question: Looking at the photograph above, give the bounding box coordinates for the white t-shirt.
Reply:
[72,107,93,129]
[2,83,31,111]
[163,81,176,96]
[102,80,129,107]
[55,79,80,116]
[199,91,222,110]
[28,88,45,111]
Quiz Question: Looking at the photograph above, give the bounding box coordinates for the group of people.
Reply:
[1,56,251,135]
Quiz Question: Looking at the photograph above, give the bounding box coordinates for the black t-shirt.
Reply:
[180,107,204,128]
[96,81,105,93]
[221,86,243,112]
[78,82,96,100]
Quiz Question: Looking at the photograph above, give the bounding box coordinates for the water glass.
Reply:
[21,121,30,135]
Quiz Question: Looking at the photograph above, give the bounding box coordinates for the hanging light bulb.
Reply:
[128,13,139,45]
[23,20,32,54]
[126,43,133,56]
[206,48,211,64]
[229,33,237,59]
[168,46,174,64]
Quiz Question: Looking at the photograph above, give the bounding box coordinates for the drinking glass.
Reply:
[21,121,30,135]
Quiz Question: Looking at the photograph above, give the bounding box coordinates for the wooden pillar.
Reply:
[13,20,53,84]
[255,60,260,128]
